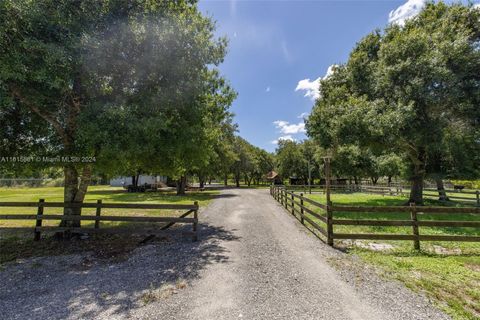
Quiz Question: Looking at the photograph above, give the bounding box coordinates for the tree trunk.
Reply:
[408,149,426,205]
[62,165,81,228]
[387,176,392,186]
[199,178,205,189]
[59,165,92,236]
[131,175,136,187]
[353,176,359,185]
[74,166,92,203]
[246,175,251,186]
[234,173,240,187]
[409,175,424,205]
[176,176,187,195]
[224,174,228,186]
[371,177,378,185]
[436,178,449,201]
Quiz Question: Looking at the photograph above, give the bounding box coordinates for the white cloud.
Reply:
[324,64,336,78]
[273,120,306,134]
[474,3,480,9]
[266,86,271,92]
[272,119,306,145]
[295,78,321,100]
[271,135,295,145]
[298,112,309,119]
[295,64,337,101]
[389,0,426,26]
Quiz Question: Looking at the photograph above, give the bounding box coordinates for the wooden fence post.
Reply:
[476,190,479,206]
[193,201,199,241]
[34,199,44,241]
[326,205,333,246]
[324,157,333,246]
[284,189,288,210]
[291,192,295,215]
[300,193,304,225]
[410,203,420,250]
[95,200,102,229]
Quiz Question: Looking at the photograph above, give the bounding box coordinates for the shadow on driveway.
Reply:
[0,223,240,320]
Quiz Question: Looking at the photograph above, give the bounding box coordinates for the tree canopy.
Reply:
[0,0,238,223]
[307,2,480,204]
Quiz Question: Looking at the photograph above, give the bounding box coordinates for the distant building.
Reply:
[110,175,168,187]
[266,171,282,185]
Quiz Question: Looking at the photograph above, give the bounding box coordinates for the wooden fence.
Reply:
[270,185,480,249]
[285,184,480,206]
[0,200,199,241]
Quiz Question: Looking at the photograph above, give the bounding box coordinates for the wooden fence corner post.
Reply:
[34,199,44,241]
[193,201,199,242]
[300,193,304,225]
[410,202,420,250]
[95,200,102,229]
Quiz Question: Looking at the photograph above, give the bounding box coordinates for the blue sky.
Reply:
[198,0,479,152]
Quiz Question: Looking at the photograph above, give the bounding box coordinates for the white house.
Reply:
[110,175,168,187]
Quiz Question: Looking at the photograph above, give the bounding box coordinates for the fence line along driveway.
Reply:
[0,189,448,320]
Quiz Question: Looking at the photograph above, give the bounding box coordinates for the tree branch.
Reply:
[10,86,67,142]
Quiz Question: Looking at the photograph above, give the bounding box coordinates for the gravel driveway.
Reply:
[0,188,449,320]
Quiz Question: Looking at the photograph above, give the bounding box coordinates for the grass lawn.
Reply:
[298,192,480,320]
[0,185,219,264]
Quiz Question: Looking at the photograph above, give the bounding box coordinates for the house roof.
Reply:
[266,170,279,179]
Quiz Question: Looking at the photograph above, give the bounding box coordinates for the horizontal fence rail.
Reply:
[0,200,199,241]
[270,185,480,249]
[284,184,480,206]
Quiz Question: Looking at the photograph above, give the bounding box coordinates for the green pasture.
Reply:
[299,192,480,320]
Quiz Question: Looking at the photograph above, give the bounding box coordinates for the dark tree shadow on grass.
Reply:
[0,223,240,320]
[85,189,237,204]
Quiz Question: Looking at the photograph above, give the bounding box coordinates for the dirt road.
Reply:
[0,188,448,319]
